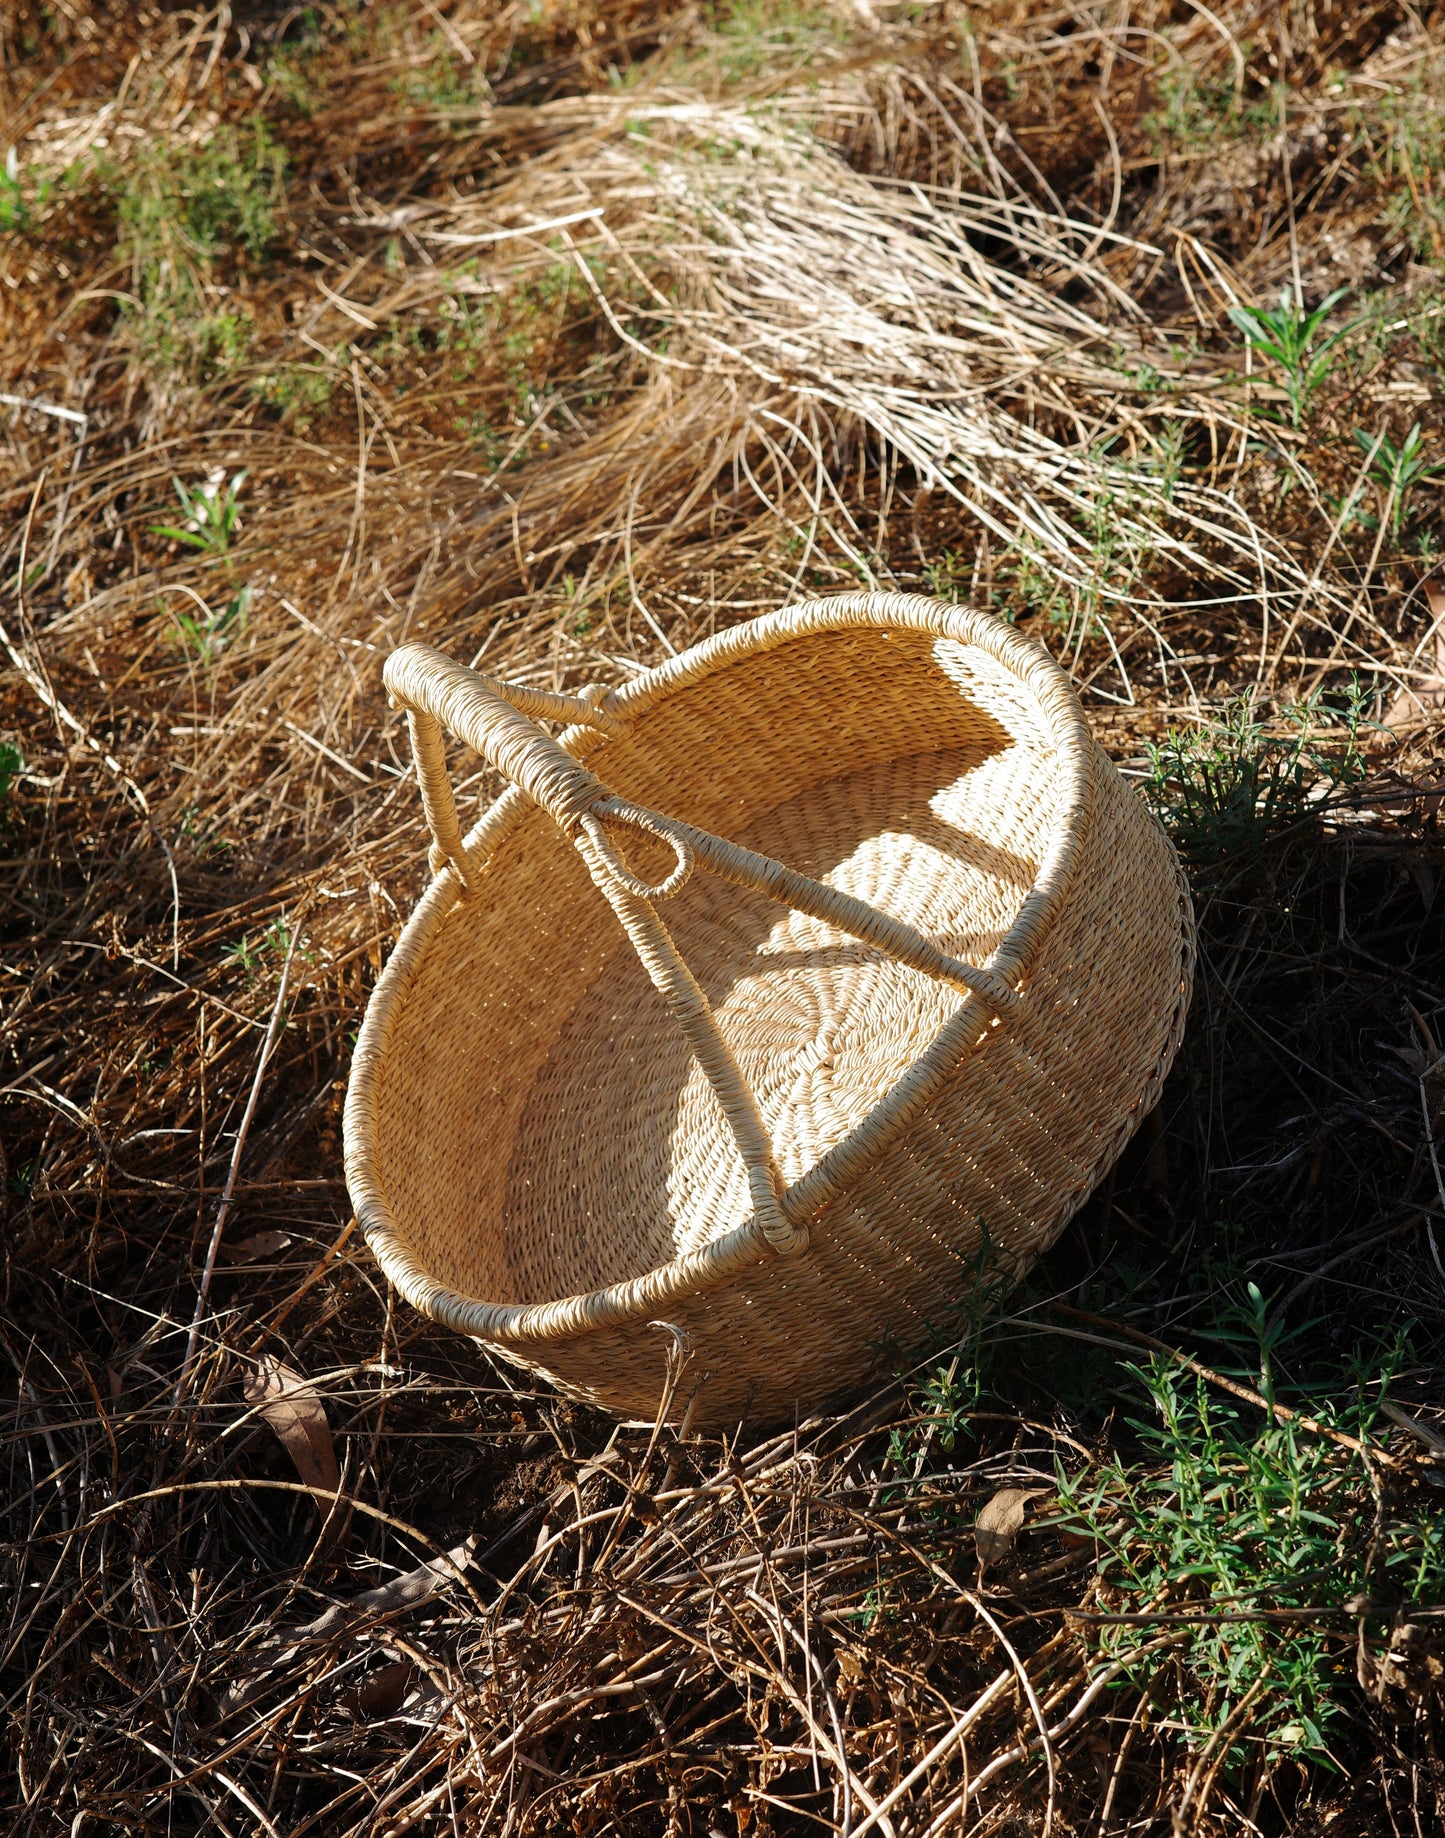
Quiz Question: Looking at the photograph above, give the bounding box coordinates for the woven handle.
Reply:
[385,642,1025,1260]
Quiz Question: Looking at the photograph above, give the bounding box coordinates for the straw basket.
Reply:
[344,592,1193,1426]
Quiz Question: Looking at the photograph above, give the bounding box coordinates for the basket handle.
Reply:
[384,642,1024,1261]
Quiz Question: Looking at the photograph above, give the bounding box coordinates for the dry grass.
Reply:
[4,1,1445,1832]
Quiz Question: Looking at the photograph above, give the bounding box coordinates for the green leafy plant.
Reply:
[1056,1304,1439,1770]
[223,915,309,988]
[0,165,25,233]
[251,364,335,432]
[168,586,251,668]
[1229,288,1359,427]
[923,549,969,602]
[996,536,1070,627]
[0,149,52,233]
[1146,685,1371,863]
[887,1357,983,1474]
[393,42,493,116]
[880,1254,1012,1500]
[1144,418,1188,501]
[0,738,21,834]
[106,122,286,375]
[153,471,252,666]
[264,7,330,117]
[1353,423,1445,536]
[1143,70,1242,150]
[151,469,247,556]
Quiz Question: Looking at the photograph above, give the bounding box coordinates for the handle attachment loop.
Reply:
[578,803,695,901]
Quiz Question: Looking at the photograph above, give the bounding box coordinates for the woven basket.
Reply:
[344,592,1193,1426]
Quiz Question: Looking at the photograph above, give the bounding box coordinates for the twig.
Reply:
[844,1667,1012,1838]
[174,910,309,1402]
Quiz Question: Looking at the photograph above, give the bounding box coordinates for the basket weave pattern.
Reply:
[345,594,1193,1424]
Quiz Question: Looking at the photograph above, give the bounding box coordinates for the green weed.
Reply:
[922,549,970,602]
[1143,64,1285,153]
[1229,288,1360,428]
[167,586,252,669]
[264,9,329,117]
[223,915,309,988]
[1143,70,1242,150]
[850,1581,895,1633]
[0,739,20,801]
[107,123,286,375]
[0,149,52,233]
[0,739,21,834]
[1352,423,1445,537]
[1145,685,1370,863]
[1056,1302,1439,1769]
[708,0,852,84]
[251,364,335,431]
[177,802,233,862]
[878,1254,1013,1501]
[152,471,252,665]
[198,313,252,375]
[555,571,597,637]
[996,537,1071,627]
[993,441,1174,637]
[1366,68,1445,265]
[1142,419,1188,501]
[151,470,246,556]
[393,42,493,116]
[0,166,24,234]
[886,1357,982,1474]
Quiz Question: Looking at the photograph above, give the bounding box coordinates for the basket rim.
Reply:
[343,590,1097,1350]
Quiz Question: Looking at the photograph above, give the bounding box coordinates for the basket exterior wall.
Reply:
[490,750,1190,1423]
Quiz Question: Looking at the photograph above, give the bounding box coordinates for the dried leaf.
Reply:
[294,1534,478,1640]
[221,1230,293,1265]
[1359,1617,1445,1702]
[344,1659,416,1720]
[975,1486,1048,1570]
[1385,583,1445,728]
[242,1356,338,1502]
[218,1535,478,1718]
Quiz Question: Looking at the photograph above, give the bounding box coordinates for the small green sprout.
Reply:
[923,550,969,602]
[1229,288,1359,428]
[1352,423,1445,537]
[151,469,247,556]
[223,914,310,988]
[0,737,21,836]
[0,739,20,801]
[167,584,251,668]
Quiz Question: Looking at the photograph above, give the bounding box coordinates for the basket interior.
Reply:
[370,625,1068,1308]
